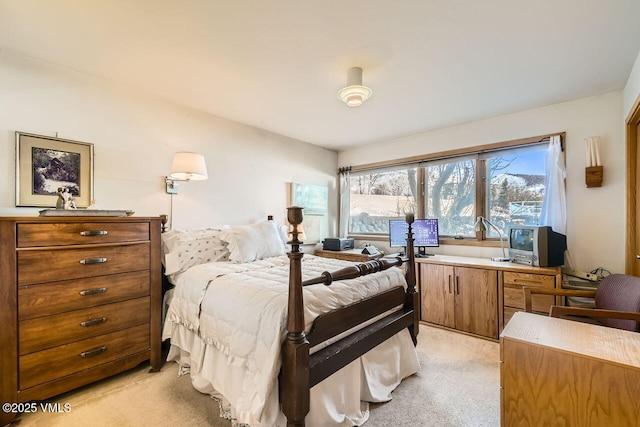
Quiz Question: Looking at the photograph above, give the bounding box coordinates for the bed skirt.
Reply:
[165,323,419,427]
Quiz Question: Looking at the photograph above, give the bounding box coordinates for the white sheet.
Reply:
[163,254,419,426]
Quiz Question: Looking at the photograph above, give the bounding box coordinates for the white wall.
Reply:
[624,50,640,118]
[339,92,625,274]
[0,51,338,235]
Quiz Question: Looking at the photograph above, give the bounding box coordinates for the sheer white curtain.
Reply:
[540,135,571,267]
[540,135,566,234]
[339,169,350,237]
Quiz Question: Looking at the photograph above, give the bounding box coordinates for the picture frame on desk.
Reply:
[15,132,94,208]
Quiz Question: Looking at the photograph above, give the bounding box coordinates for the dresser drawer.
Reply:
[503,286,554,312]
[19,271,149,320]
[19,324,150,390]
[20,297,150,355]
[18,243,149,285]
[17,222,149,247]
[503,272,555,288]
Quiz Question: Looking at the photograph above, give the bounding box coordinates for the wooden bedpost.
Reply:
[281,206,310,427]
[404,213,420,345]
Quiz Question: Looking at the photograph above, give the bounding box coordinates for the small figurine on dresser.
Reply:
[56,187,76,210]
[56,187,65,209]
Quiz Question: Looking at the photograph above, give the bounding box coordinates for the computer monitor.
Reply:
[389,218,439,256]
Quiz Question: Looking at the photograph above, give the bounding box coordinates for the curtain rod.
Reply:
[339,132,564,174]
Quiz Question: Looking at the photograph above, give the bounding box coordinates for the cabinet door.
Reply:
[420,263,455,328]
[454,266,498,339]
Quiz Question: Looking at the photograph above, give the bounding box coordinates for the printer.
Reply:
[322,238,355,251]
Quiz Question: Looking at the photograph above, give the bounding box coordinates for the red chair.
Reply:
[523,274,640,332]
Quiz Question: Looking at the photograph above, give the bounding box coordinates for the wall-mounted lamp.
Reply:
[337,67,372,108]
[585,136,603,188]
[165,152,208,194]
[474,216,510,262]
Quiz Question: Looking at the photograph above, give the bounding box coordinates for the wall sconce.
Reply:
[474,216,510,262]
[165,152,208,194]
[337,67,372,108]
[585,137,603,188]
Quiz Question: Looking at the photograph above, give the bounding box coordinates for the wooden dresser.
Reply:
[501,312,640,426]
[0,216,162,426]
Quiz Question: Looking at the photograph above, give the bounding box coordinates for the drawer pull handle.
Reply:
[79,287,107,296]
[80,230,108,236]
[80,346,107,358]
[80,257,107,265]
[80,317,107,327]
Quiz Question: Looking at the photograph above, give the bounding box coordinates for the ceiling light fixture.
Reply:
[337,67,372,108]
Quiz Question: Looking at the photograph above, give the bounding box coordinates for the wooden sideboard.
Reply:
[415,255,562,339]
[0,216,162,427]
[501,312,640,426]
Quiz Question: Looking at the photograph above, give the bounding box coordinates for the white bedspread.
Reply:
[163,254,415,426]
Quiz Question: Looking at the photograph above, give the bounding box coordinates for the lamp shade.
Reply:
[169,152,208,181]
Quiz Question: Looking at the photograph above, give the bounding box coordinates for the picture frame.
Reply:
[287,182,329,244]
[15,132,94,208]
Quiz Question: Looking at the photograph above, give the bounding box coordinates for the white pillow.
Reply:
[220,221,287,263]
[162,227,230,275]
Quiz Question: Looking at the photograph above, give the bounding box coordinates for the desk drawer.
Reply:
[19,271,149,320]
[18,243,149,285]
[17,222,149,247]
[19,324,149,390]
[20,297,150,355]
[503,272,555,288]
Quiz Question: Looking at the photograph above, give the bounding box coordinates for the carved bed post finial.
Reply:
[403,212,419,344]
[282,206,309,426]
[160,214,168,233]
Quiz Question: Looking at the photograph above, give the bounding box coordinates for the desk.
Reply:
[314,248,383,263]
[415,255,562,339]
[501,312,640,426]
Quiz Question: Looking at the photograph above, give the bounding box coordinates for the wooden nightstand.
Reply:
[314,248,384,262]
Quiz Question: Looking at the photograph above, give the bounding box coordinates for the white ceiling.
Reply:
[1,1,640,150]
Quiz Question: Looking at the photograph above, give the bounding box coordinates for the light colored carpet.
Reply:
[16,325,500,427]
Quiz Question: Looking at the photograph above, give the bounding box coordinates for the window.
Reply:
[484,147,547,237]
[425,158,476,236]
[345,136,554,241]
[349,168,417,234]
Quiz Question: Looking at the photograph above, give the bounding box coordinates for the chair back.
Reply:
[595,274,640,331]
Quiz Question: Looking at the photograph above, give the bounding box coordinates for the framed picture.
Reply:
[288,183,329,244]
[16,132,94,208]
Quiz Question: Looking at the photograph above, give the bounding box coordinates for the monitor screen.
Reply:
[509,227,535,251]
[389,218,440,247]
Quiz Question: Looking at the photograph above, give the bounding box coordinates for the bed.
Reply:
[161,207,420,426]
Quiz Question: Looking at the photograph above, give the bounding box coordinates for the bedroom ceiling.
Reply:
[1,1,640,150]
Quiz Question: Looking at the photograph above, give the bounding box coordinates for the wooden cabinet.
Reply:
[417,255,562,340]
[501,312,640,426]
[0,216,162,427]
[420,263,498,339]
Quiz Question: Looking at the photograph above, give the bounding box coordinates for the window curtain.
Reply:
[339,168,350,237]
[540,135,566,234]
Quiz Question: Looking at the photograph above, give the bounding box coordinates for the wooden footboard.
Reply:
[281,207,418,427]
